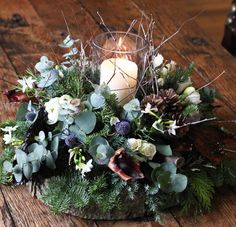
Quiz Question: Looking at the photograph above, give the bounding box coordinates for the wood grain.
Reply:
[1,185,94,227]
[0,0,236,226]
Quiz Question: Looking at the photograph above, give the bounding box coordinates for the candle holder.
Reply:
[92,31,148,105]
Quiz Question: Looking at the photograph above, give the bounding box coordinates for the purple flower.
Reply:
[115,120,131,136]
[65,133,80,148]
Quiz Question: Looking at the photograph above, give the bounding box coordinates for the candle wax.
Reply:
[100,58,138,105]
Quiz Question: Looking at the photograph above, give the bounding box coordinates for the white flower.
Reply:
[183,87,201,104]
[17,76,36,93]
[127,138,142,151]
[1,125,18,133]
[167,120,178,136]
[45,97,61,125]
[142,103,158,114]
[3,134,12,144]
[153,54,164,68]
[139,142,157,160]
[81,159,93,178]
[1,125,18,145]
[161,60,176,75]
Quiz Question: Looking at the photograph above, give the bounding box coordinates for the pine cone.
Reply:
[141,88,183,120]
[141,93,164,112]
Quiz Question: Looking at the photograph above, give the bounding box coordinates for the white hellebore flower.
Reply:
[183,87,201,104]
[1,125,18,133]
[81,159,93,178]
[45,97,61,125]
[17,76,36,93]
[153,53,164,68]
[1,125,18,145]
[3,134,12,145]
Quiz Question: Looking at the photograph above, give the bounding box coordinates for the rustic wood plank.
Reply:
[97,219,179,227]
[1,185,94,227]
[0,46,18,121]
[0,0,58,74]
[29,0,100,44]
[171,189,236,227]
[0,188,15,226]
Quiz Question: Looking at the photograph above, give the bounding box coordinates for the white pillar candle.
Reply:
[100,58,138,105]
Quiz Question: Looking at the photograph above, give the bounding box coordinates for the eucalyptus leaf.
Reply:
[90,93,105,109]
[16,102,28,121]
[3,161,13,173]
[69,125,86,142]
[161,162,177,174]
[15,149,27,168]
[74,111,96,134]
[45,151,56,169]
[169,173,188,193]
[31,160,41,173]
[156,144,172,156]
[23,162,33,179]
[94,144,114,165]
[157,171,172,190]
[37,70,58,88]
[13,165,23,182]
[91,136,109,146]
[51,136,59,160]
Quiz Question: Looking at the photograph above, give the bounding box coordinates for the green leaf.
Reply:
[156,144,172,156]
[90,93,105,109]
[16,102,28,121]
[75,112,96,134]
[51,136,59,160]
[45,151,56,169]
[3,161,13,172]
[13,165,23,182]
[157,171,172,190]
[23,162,33,179]
[15,149,27,168]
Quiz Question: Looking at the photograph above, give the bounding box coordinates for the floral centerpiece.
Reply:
[0,25,236,222]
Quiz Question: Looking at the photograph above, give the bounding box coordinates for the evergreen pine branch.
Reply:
[162,63,194,90]
[180,170,215,215]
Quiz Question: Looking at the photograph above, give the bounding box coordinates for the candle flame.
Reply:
[118,37,123,48]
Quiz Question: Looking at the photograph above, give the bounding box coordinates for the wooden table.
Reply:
[0,0,236,226]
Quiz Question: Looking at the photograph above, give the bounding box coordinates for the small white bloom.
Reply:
[17,76,36,93]
[1,125,18,133]
[153,54,164,68]
[110,117,120,126]
[167,120,178,136]
[3,134,12,144]
[142,103,158,114]
[81,159,93,178]
[161,60,176,75]
[157,78,164,86]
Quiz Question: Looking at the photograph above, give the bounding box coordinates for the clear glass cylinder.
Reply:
[92,31,148,105]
